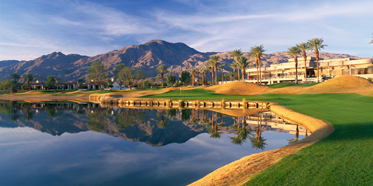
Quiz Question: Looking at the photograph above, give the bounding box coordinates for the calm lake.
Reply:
[0,102,310,186]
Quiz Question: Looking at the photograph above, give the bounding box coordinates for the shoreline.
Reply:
[188,103,334,186]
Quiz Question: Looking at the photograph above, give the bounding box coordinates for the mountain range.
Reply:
[0,40,362,82]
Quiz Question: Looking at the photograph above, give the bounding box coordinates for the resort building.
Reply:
[244,57,373,84]
[88,81,109,90]
[112,81,127,90]
[30,80,46,90]
[57,81,80,90]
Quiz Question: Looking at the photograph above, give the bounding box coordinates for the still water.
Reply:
[0,102,310,186]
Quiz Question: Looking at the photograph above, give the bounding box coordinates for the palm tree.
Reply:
[297,42,311,83]
[189,68,197,86]
[287,46,302,84]
[249,45,266,84]
[156,110,168,129]
[229,62,237,81]
[217,64,225,83]
[206,60,215,85]
[195,71,200,86]
[199,68,207,86]
[237,56,250,81]
[209,55,221,85]
[155,74,160,84]
[156,65,168,87]
[229,49,243,81]
[23,73,33,90]
[308,38,327,83]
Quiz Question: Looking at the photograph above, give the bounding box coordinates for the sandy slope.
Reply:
[205,82,271,95]
[206,76,373,97]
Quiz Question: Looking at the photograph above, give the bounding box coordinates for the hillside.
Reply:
[0,40,362,82]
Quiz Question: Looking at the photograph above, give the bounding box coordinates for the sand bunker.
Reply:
[205,76,373,96]
[205,82,271,95]
[66,90,86,94]
[299,75,373,95]
[18,91,47,94]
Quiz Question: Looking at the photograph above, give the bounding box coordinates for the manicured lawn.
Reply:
[267,82,319,88]
[145,89,373,185]
[0,88,165,96]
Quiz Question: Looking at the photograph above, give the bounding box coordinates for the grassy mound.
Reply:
[205,81,271,95]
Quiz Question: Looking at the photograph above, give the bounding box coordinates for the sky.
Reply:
[1,0,373,61]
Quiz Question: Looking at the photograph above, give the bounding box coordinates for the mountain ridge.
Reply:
[0,40,362,81]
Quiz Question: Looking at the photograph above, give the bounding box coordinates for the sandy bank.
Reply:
[189,103,334,186]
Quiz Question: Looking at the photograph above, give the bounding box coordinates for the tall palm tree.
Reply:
[297,42,311,83]
[156,65,168,87]
[237,56,250,81]
[195,70,200,86]
[189,68,197,86]
[229,63,237,81]
[249,45,266,84]
[229,49,243,81]
[217,64,225,83]
[199,68,208,86]
[206,59,215,85]
[287,46,302,84]
[308,38,327,83]
[205,68,210,85]
[209,55,221,85]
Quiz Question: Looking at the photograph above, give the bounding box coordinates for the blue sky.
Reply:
[1,0,372,60]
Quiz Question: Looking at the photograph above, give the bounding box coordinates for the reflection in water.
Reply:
[0,101,311,147]
[0,101,312,186]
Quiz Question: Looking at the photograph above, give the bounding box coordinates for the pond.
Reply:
[0,102,310,186]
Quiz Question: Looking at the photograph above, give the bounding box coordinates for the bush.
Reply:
[20,84,29,90]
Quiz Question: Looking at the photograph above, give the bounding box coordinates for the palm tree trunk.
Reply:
[295,56,298,84]
[221,69,224,84]
[259,60,262,84]
[191,73,194,86]
[237,67,240,81]
[202,72,204,86]
[197,73,199,86]
[211,67,214,85]
[316,48,319,83]
[256,59,259,84]
[303,51,307,83]
[161,72,164,87]
[214,63,217,85]
[233,68,235,81]
[242,68,245,81]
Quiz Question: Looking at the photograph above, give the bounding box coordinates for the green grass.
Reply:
[145,89,373,185]
[0,87,165,96]
[267,82,319,88]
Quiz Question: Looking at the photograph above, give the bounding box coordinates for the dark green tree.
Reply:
[180,71,191,85]
[87,61,107,91]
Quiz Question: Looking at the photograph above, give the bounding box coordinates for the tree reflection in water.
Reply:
[114,108,146,130]
[156,110,168,129]
[0,101,308,148]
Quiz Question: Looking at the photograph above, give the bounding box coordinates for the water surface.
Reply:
[0,102,309,186]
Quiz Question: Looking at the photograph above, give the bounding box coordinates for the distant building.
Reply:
[30,80,46,90]
[88,81,109,90]
[57,81,79,90]
[243,57,373,84]
[112,81,127,90]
